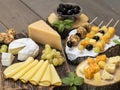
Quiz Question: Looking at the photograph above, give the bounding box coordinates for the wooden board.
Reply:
[0,32,70,90]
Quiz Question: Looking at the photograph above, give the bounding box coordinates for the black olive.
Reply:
[67,41,73,48]
[67,10,73,15]
[86,44,93,51]
[59,3,65,9]
[99,30,105,34]
[93,36,100,41]
[76,33,81,37]
[65,4,73,9]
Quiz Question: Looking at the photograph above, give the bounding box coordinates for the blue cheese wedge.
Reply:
[101,70,114,80]
[1,52,15,66]
[8,38,39,61]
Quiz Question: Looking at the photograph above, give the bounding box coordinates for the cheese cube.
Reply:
[28,20,62,50]
[101,70,113,80]
[94,72,101,82]
[104,63,116,74]
[1,52,15,66]
[109,56,120,66]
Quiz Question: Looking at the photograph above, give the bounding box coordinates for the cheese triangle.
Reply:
[50,64,62,86]
[28,20,62,50]
[20,60,44,83]
[39,64,51,86]
[12,60,38,81]
[29,60,49,85]
[4,57,34,78]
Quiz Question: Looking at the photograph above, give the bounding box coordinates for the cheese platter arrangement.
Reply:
[0,2,120,90]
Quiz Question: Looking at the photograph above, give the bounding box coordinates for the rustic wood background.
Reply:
[0,0,120,90]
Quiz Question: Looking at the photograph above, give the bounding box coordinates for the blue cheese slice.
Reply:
[8,38,39,61]
[1,52,15,66]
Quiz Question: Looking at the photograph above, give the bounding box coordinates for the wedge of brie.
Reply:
[1,52,15,66]
[8,38,39,61]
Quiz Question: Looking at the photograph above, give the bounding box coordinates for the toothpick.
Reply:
[90,17,98,24]
[98,21,104,27]
[113,20,119,28]
[106,18,113,27]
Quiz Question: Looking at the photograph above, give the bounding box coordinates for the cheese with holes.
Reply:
[8,38,39,61]
[28,20,62,50]
[1,52,15,66]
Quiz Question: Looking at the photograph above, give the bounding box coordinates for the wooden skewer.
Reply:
[90,17,98,24]
[106,18,113,27]
[113,20,119,28]
[98,21,104,27]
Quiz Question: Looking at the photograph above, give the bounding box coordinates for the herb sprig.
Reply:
[52,19,74,33]
[113,39,120,44]
[62,72,84,90]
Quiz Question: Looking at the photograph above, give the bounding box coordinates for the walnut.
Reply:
[70,34,80,46]
[0,33,5,42]
[82,23,91,32]
[4,35,14,44]
[77,27,87,39]
[7,28,16,36]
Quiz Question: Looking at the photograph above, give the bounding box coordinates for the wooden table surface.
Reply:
[0,0,120,90]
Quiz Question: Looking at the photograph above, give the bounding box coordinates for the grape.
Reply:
[46,54,53,60]
[78,45,84,50]
[49,59,53,64]
[0,44,7,53]
[55,51,61,58]
[58,57,65,65]
[45,44,51,49]
[94,46,100,53]
[41,54,46,60]
[53,58,59,66]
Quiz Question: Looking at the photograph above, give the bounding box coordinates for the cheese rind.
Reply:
[1,52,15,66]
[28,20,62,50]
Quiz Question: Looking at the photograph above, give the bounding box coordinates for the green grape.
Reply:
[78,45,84,50]
[55,51,61,58]
[52,58,59,66]
[46,54,53,60]
[49,59,53,64]
[42,50,46,54]
[0,44,8,53]
[58,57,65,65]
[45,44,51,49]
[44,48,52,54]
[41,54,46,60]
[94,46,100,53]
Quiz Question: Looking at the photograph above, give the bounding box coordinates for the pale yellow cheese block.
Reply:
[12,60,38,81]
[29,60,49,85]
[20,60,44,83]
[4,57,34,78]
[28,20,62,50]
[4,62,24,78]
[50,64,62,86]
[39,64,51,86]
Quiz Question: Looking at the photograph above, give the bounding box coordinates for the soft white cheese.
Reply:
[8,38,39,61]
[65,29,120,61]
[1,52,15,66]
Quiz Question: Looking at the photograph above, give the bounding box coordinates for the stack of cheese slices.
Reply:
[4,57,62,86]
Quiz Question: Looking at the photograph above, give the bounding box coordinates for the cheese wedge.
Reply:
[94,72,101,82]
[4,57,34,78]
[1,52,15,66]
[50,64,62,86]
[29,60,49,85]
[101,70,114,80]
[28,20,62,50]
[12,60,38,81]
[39,64,51,86]
[8,38,39,61]
[20,60,44,83]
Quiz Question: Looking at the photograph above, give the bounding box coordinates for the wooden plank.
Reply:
[62,0,120,35]
[20,0,63,20]
[0,0,40,33]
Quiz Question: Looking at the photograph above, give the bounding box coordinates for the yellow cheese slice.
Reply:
[12,60,38,81]
[50,64,62,86]
[20,60,44,83]
[4,62,24,78]
[29,60,49,85]
[39,64,51,86]
[28,20,62,50]
[4,57,34,78]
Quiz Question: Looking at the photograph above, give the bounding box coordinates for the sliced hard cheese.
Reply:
[4,57,34,78]
[50,64,62,86]
[12,60,38,81]
[4,62,24,78]
[20,60,44,83]
[29,60,49,85]
[1,52,15,66]
[104,63,116,74]
[101,70,114,80]
[28,20,62,50]
[39,64,51,86]
[94,72,101,82]
[8,38,39,61]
